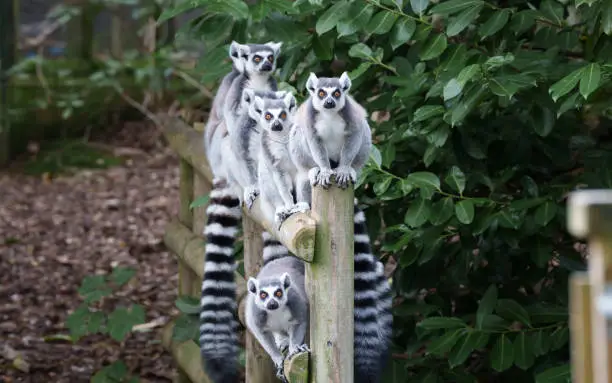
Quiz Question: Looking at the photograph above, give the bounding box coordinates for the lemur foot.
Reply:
[243,185,259,210]
[274,206,294,229]
[308,167,333,188]
[276,338,290,355]
[287,344,310,359]
[275,362,288,383]
[334,166,357,189]
[292,202,310,213]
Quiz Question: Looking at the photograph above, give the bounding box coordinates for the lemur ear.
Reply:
[339,72,352,92]
[229,42,245,72]
[280,273,291,290]
[248,96,264,120]
[265,41,283,56]
[306,73,318,95]
[283,93,297,112]
[247,277,258,294]
[274,90,287,99]
[242,88,255,105]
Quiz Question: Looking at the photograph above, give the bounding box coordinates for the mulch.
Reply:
[0,121,184,382]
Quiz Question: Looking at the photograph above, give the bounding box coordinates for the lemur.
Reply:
[289,72,372,208]
[227,88,290,209]
[249,92,309,227]
[222,41,282,138]
[246,232,309,382]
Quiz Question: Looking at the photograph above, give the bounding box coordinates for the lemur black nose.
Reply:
[323,99,336,109]
[261,62,272,71]
[271,121,283,132]
[266,300,279,310]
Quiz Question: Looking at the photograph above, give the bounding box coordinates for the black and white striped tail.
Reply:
[262,231,290,266]
[353,200,393,383]
[200,178,242,383]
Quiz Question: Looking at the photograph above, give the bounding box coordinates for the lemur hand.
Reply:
[308,167,333,189]
[287,344,310,358]
[334,166,357,189]
[243,185,259,210]
[275,362,288,383]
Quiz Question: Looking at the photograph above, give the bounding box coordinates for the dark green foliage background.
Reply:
[162,0,612,381]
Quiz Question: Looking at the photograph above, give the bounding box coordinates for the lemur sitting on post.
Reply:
[246,231,309,383]
[289,72,372,208]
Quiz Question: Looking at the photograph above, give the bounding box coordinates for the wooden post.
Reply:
[307,182,354,383]
[568,190,612,383]
[243,216,277,382]
[570,272,594,383]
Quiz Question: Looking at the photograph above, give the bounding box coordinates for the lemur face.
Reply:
[231,41,282,76]
[248,273,292,311]
[249,93,297,133]
[306,72,352,112]
[241,89,287,116]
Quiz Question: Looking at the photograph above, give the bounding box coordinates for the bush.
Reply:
[162,0,612,381]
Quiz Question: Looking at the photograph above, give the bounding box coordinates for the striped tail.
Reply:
[353,200,393,383]
[200,178,242,383]
[262,231,290,265]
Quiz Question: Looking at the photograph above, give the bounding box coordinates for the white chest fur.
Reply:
[247,75,270,91]
[314,112,347,161]
[265,307,295,333]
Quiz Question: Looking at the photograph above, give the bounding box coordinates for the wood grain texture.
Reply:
[306,183,354,383]
[284,351,309,383]
[570,273,594,383]
[161,321,210,383]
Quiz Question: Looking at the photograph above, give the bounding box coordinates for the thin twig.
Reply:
[19,21,62,50]
[173,69,214,99]
[35,46,51,103]
[112,84,162,128]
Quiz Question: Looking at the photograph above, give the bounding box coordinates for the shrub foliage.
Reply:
[163,0,612,381]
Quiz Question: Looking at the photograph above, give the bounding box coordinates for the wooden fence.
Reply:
[159,114,355,383]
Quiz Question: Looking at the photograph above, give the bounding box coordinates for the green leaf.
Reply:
[410,0,430,15]
[513,332,535,370]
[446,3,484,37]
[448,330,481,368]
[455,200,475,224]
[579,63,601,99]
[430,0,483,15]
[404,198,431,227]
[109,267,136,287]
[532,106,556,137]
[407,171,441,190]
[374,177,393,196]
[419,34,448,61]
[208,0,250,19]
[489,77,520,99]
[540,0,564,25]
[427,328,465,356]
[418,316,468,330]
[316,1,349,35]
[445,166,466,194]
[312,32,335,61]
[414,105,445,122]
[391,18,417,49]
[496,299,531,327]
[429,197,455,225]
[479,9,511,39]
[369,145,382,168]
[534,200,557,226]
[550,327,569,350]
[476,285,498,329]
[535,364,571,383]
[443,78,462,100]
[107,305,146,342]
[603,0,612,35]
[190,194,210,210]
[549,67,584,102]
[158,1,200,23]
[480,314,510,331]
[172,313,200,342]
[490,335,514,372]
[367,11,399,34]
[175,296,200,315]
[348,43,373,59]
[337,4,374,36]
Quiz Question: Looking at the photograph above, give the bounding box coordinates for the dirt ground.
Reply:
[0,122,183,382]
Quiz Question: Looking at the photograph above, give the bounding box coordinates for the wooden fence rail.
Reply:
[159,114,354,382]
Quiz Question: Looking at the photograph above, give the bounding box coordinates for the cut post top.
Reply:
[567,189,612,238]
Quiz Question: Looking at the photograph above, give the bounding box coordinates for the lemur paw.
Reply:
[288,344,310,357]
[275,363,288,383]
[307,167,320,186]
[293,202,310,213]
[274,207,294,229]
[315,167,334,189]
[276,338,290,354]
[334,166,357,189]
[243,186,259,210]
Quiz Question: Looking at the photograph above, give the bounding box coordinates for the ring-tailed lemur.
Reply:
[223,42,282,138]
[250,92,309,227]
[246,235,309,382]
[227,88,290,209]
[289,72,372,207]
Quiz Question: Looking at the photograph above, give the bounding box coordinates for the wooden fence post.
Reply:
[568,190,612,383]
[307,182,354,383]
[243,216,277,382]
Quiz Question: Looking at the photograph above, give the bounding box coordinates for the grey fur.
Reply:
[246,256,309,382]
[289,72,372,207]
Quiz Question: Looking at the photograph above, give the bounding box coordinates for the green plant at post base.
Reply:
[160,0,612,380]
[66,266,143,382]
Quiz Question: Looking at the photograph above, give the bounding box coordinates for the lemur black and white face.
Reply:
[241,89,287,114]
[306,72,351,112]
[248,92,297,133]
[248,273,292,311]
[230,41,282,77]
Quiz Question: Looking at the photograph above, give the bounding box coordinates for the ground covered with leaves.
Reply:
[0,122,182,382]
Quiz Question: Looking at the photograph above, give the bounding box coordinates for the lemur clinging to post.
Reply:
[289,72,372,207]
[246,232,309,383]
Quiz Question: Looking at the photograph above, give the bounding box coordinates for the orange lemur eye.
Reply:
[260,292,268,299]
[334,91,341,97]
[318,90,326,98]
[275,290,283,298]
[253,55,262,63]
[280,112,287,119]
[268,55,274,62]
[265,113,272,120]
